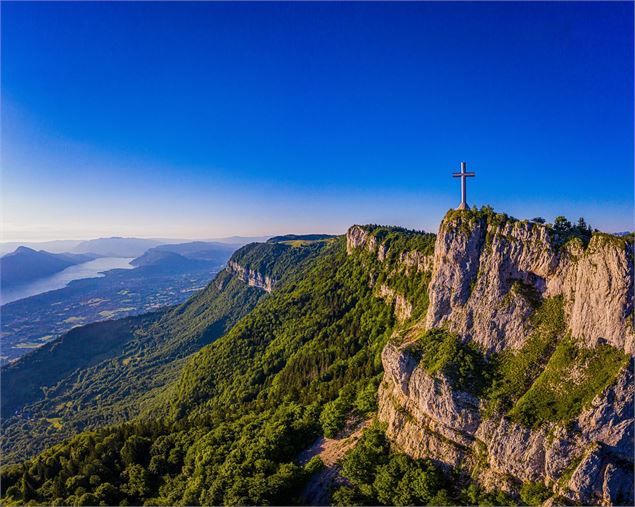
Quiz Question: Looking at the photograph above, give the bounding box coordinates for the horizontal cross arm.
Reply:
[452,172,476,177]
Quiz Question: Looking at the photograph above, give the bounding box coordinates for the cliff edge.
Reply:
[346,209,634,506]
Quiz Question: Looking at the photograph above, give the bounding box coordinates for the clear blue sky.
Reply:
[2,1,633,241]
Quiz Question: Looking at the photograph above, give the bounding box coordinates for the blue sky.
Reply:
[2,1,633,241]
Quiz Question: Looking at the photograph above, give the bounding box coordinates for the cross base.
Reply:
[452,161,475,212]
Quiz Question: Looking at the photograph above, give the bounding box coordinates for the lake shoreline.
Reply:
[0,257,134,306]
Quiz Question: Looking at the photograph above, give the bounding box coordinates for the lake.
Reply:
[1,257,134,305]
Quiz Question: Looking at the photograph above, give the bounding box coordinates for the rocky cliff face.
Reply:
[346,225,435,324]
[347,211,634,505]
[426,211,633,354]
[378,341,633,505]
[227,260,276,293]
[346,225,434,274]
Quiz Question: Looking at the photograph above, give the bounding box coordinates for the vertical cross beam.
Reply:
[452,161,476,210]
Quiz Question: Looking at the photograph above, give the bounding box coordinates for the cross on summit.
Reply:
[453,161,476,210]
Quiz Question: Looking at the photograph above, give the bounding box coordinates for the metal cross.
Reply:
[452,161,476,210]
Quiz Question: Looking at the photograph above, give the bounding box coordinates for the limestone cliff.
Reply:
[426,211,633,354]
[227,260,276,293]
[346,225,435,324]
[226,239,328,294]
[378,341,633,505]
[347,211,634,506]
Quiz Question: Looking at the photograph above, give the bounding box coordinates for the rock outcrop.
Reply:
[377,284,413,323]
[346,225,377,255]
[378,341,633,505]
[426,212,634,354]
[346,225,434,274]
[359,211,634,506]
[346,225,435,324]
[227,260,276,293]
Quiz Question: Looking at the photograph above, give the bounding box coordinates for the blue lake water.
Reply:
[1,257,134,305]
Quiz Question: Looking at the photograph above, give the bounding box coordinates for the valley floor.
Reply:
[1,264,221,362]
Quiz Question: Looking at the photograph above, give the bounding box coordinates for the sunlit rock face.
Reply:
[370,210,634,506]
[378,341,633,505]
[345,224,434,325]
[227,260,276,293]
[426,213,633,354]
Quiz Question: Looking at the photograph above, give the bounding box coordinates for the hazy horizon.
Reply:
[2,2,633,242]
[0,234,275,246]
[2,208,632,246]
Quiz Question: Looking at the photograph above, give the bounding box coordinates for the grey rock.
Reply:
[425,215,633,354]
[226,260,276,292]
[361,213,634,505]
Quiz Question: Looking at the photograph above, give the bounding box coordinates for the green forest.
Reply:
[1,230,436,505]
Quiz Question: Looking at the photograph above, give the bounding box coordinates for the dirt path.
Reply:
[298,418,371,505]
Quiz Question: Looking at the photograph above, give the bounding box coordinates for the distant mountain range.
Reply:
[70,237,165,257]
[130,242,239,273]
[0,240,84,255]
[0,247,98,287]
[0,236,271,256]
[130,250,198,269]
[150,241,238,262]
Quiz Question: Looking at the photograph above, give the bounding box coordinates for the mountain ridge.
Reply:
[1,210,632,506]
[0,239,328,464]
[0,247,98,287]
[372,209,633,505]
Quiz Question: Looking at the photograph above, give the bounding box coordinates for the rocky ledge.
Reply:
[227,260,276,293]
[426,211,633,354]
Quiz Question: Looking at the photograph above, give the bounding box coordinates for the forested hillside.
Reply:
[0,241,326,465]
[0,227,447,506]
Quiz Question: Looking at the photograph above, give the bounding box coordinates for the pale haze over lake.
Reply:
[0,257,134,305]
